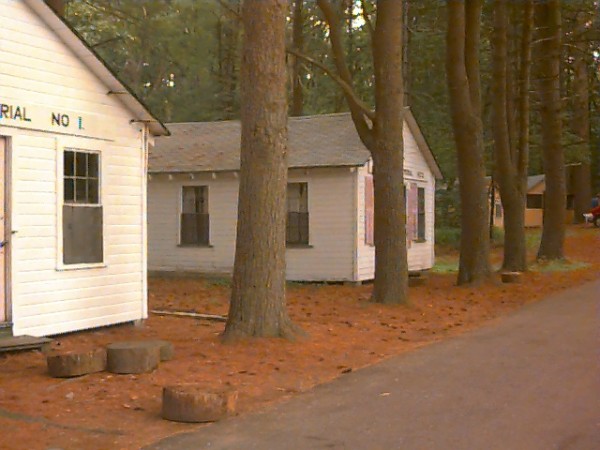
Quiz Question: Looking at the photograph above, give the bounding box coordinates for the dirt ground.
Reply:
[0,226,598,450]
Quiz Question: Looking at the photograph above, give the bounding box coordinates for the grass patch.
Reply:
[432,259,458,273]
[530,259,590,272]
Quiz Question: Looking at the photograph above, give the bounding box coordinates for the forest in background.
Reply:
[62,0,599,196]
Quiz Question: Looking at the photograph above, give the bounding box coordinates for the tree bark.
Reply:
[371,0,409,304]
[570,10,591,223]
[535,0,565,260]
[291,0,304,116]
[317,0,408,304]
[492,0,528,272]
[446,0,491,284]
[224,0,300,341]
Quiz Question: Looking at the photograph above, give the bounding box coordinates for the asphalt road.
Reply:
[147,279,600,450]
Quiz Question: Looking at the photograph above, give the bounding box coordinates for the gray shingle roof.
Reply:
[527,174,545,191]
[149,113,371,173]
[149,111,443,179]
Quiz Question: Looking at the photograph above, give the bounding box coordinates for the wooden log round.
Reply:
[106,341,161,374]
[162,385,237,423]
[501,272,522,284]
[47,348,107,378]
[146,340,175,361]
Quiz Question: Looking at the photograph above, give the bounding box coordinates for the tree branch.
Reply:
[317,0,373,149]
[360,0,375,36]
[286,48,375,120]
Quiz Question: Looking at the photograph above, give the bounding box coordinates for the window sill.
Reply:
[286,244,313,249]
[57,262,106,271]
[178,244,214,248]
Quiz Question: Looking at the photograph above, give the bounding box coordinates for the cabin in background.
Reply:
[491,174,575,228]
[147,111,443,283]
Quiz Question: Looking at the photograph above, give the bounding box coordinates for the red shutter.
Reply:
[365,175,374,245]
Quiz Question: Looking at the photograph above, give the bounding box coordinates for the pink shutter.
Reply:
[365,175,374,245]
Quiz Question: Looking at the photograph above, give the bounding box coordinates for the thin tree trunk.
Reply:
[446,0,491,284]
[291,0,304,116]
[571,10,591,223]
[224,0,300,341]
[492,0,527,272]
[371,0,408,304]
[535,0,565,260]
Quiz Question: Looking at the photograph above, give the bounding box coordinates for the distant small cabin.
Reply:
[1,1,168,337]
[147,111,443,283]
[491,174,575,228]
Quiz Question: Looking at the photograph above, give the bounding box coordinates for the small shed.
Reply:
[0,0,168,337]
[491,174,575,228]
[148,111,442,283]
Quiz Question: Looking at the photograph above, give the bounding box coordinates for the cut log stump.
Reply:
[501,272,522,284]
[106,341,161,374]
[408,272,428,287]
[147,340,175,361]
[47,348,106,378]
[162,385,237,423]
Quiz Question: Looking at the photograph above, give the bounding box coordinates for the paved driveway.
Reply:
[147,279,600,450]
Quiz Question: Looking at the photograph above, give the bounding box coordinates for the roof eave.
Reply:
[25,0,170,137]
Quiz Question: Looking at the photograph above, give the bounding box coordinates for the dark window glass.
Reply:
[180,186,209,245]
[64,150,99,205]
[417,187,426,241]
[64,151,75,176]
[287,183,309,245]
[63,150,102,265]
[526,194,543,209]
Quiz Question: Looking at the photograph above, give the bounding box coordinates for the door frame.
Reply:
[1,136,12,323]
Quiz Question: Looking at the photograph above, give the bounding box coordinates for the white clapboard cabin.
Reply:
[148,111,442,283]
[0,0,169,338]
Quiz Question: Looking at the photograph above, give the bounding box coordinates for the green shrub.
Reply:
[435,227,461,249]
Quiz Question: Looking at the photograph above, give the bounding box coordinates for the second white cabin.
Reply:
[147,111,442,283]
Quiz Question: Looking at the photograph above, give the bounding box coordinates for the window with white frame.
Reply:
[287,183,309,245]
[180,186,209,245]
[62,150,103,264]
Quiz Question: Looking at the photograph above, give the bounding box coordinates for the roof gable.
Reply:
[23,0,168,136]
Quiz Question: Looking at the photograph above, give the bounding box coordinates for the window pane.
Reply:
[88,153,99,178]
[64,178,75,202]
[182,187,197,213]
[75,179,87,203]
[63,205,103,264]
[75,152,87,177]
[64,151,75,176]
[88,179,99,204]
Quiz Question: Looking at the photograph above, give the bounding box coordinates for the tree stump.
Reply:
[162,385,237,423]
[47,348,106,378]
[408,272,428,287]
[106,341,161,374]
[501,272,522,283]
[147,340,175,361]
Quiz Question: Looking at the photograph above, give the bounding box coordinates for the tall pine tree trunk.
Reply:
[224,0,299,341]
[446,0,491,284]
[492,0,527,272]
[317,0,409,304]
[371,0,408,305]
[535,0,565,260]
[571,10,591,223]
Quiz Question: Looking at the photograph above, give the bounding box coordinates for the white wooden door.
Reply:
[0,137,5,322]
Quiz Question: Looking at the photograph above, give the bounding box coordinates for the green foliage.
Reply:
[530,260,590,272]
[435,227,461,250]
